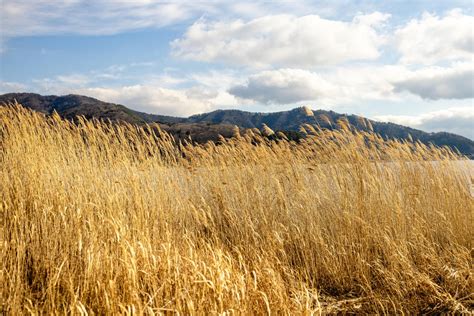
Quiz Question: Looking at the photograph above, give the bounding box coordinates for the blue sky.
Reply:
[1,0,473,138]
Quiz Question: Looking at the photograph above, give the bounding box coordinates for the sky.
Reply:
[0,0,473,139]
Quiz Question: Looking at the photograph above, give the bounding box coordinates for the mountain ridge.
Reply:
[1,92,473,157]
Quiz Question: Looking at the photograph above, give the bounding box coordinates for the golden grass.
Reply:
[1,104,473,314]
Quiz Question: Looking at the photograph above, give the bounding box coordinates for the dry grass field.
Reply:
[1,104,473,314]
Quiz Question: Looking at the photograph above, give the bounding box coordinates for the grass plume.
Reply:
[1,104,473,314]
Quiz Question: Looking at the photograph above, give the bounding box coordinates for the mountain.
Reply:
[0,93,183,124]
[187,107,474,157]
[0,93,238,142]
[1,92,473,157]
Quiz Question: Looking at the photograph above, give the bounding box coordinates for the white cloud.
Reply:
[76,85,208,116]
[26,80,237,117]
[32,75,92,92]
[0,81,28,94]
[188,70,245,90]
[375,107,474,139]
[55,74,92,86]
[172,13,390,68]
[30,62,162,90]
[393,62,474,99]
[0,0,341,42]
[22,68,242,117]
[0,0,203,39]
[228,66,405,105]
[395,10,474,64]
[17,66,245,117]
[229,69,338,104]
[230,61,473,105]
[75,85,238,117]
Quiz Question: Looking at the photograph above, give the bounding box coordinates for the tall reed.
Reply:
[1,104,472,314]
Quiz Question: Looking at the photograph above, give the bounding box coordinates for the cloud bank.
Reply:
[394,62,474,100]
[229,62,473,105]
[172,13,390,67]
[395,10,473,64]
[375,107,474,139]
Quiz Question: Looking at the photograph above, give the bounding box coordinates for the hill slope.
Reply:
[0,93,184,124]
[1,93,473,156]
[188,107,474,156]
[0,93,238,142]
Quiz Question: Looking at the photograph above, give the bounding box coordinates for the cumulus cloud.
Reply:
[72,85,237,116]
[393,62,474,100]
[172,13,390,68]
[374,107,474,139]
[230,61,473,105]
[228,66,405,105]
[229,69,337,103]
[395,10,473,64]
[75,85,237,117]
